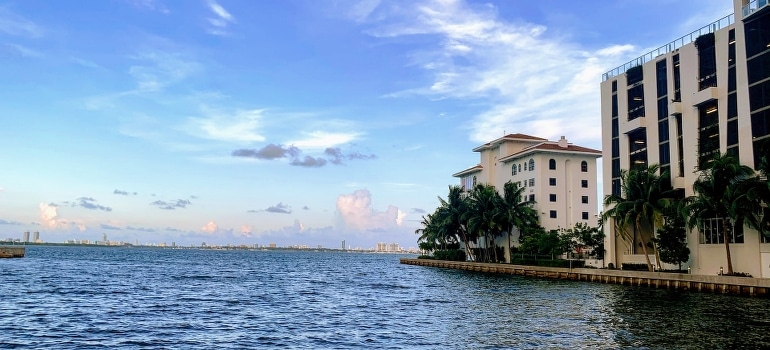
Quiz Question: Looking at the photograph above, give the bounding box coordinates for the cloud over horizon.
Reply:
[232,144,375,168]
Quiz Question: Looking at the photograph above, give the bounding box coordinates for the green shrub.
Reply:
[433,249,466,261]
[510,258,584,268]
[417,255,434,259]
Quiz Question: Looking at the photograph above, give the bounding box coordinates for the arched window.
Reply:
[549,159,556,170]
[512,164,517,175]
[472,176,477,187]
[581,160,588,172]
[529,159,535,171]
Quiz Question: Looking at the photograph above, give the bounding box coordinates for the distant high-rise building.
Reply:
[32,231,39,243]
[22,231,29,243]
[102,233,107,242]
[341,240,346,250]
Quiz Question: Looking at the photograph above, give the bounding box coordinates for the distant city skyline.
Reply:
[0,0,731,248]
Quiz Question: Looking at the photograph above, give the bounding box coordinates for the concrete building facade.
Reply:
[600,0,770,277]
[453,133,601,262]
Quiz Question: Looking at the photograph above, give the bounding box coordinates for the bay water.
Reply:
[2,246,770,349]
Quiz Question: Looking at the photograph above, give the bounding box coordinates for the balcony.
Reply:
[692,86,720,106]
[743,0,770,19]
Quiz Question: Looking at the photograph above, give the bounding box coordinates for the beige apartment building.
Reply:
[453,133,601,262]
[600,0,770,277]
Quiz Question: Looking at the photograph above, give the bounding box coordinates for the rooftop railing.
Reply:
[743,0,770,18]
[602,14,734,81]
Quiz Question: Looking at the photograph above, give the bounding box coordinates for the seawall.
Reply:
[400,258,770,298]
[0,246,26,258]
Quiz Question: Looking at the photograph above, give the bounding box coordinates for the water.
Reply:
[2,246,770,349]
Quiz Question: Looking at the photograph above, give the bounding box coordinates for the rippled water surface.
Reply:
[2,246,770,349]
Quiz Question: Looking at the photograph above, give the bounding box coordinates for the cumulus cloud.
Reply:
[201,220,218,233]
[241,225,253,237]
[39,203,65,229]
[76,197,113,211]
[100,223,121,230]
[291,156,327,168]
[335,189,406,232]
[150,199,192,210]
[265,202,292,214]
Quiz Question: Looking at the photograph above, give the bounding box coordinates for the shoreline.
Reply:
[400,258,770,298]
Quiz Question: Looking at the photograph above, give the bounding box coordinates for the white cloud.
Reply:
[187,108,266,143]
[335,189,405,232]
[3,43,42,57]
[129,52,200,92]
[288,131,361,150]
[206,0,236,36]
[201,220,218,233]
[241,224,252,237]
[127,0,170,14]
[365,0,640,146]
[0,8,42,37]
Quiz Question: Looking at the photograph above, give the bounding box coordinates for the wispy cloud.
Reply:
[129,51,200,92]
[365,0,636,145]
[288,131,361,150]
[232,143,300,160]
[0,8,43,37]
[126,0,170,14]
[187,108,265,143]
[206,0,236,36]
[126,225,156,232]
[0,218,22,225]
[2,43,42,58]
[100,223,122,230]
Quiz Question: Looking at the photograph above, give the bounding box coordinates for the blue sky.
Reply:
[0,0,731,248]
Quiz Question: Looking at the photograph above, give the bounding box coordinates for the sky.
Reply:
[0,0,732,248]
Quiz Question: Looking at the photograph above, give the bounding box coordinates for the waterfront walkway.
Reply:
[401,258,770,298]
[0,246,25,258]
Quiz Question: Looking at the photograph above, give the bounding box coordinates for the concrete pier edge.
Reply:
[400,258,770,297]
[0,246,26,258]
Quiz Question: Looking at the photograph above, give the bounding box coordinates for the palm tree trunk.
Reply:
[651,223,662,270]
[723,219,734,275]
[507,226,512,264]
[636,221,654,272]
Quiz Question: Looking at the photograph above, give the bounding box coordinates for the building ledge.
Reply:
[625,116,647,131]
[672,176,686,189]
[669,100,683,115]
[692,86,719,106]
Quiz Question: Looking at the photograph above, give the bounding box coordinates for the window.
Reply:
[512,164,517,176]
[581,180,588,188]
[581,196,589,204]
[549,210,557,218]
[529,178,535,187]
[528,194,535,202]
[549,194,557,202]
[549,159,556,170]
[582,212,589,220]
[549,178,556,186]
[523,162,527,171]
[699,218,744,244]
[472,176,477,187]
[528,159,535,171]
[518,164,521,173]
[581,161,588,172]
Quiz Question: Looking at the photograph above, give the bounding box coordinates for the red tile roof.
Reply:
[499,142,601,162]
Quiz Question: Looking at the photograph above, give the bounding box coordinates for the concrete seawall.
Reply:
[0,246,25,258]
[400,258,770,298]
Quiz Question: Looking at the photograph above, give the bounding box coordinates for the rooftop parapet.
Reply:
[602,14,734,82]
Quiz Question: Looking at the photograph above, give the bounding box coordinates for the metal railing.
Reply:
[743,0,769,18]
[602,14,734,81]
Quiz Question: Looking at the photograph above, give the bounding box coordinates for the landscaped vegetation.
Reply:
[415,181,604,264]
[416,143,769,275]
[603,146,770,275]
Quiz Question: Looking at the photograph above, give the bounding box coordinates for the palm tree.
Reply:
[499,181,538,263]
[684,153,756,275]
[602,164,675,271]
[437,186,474,261]
[465,184,504,263]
